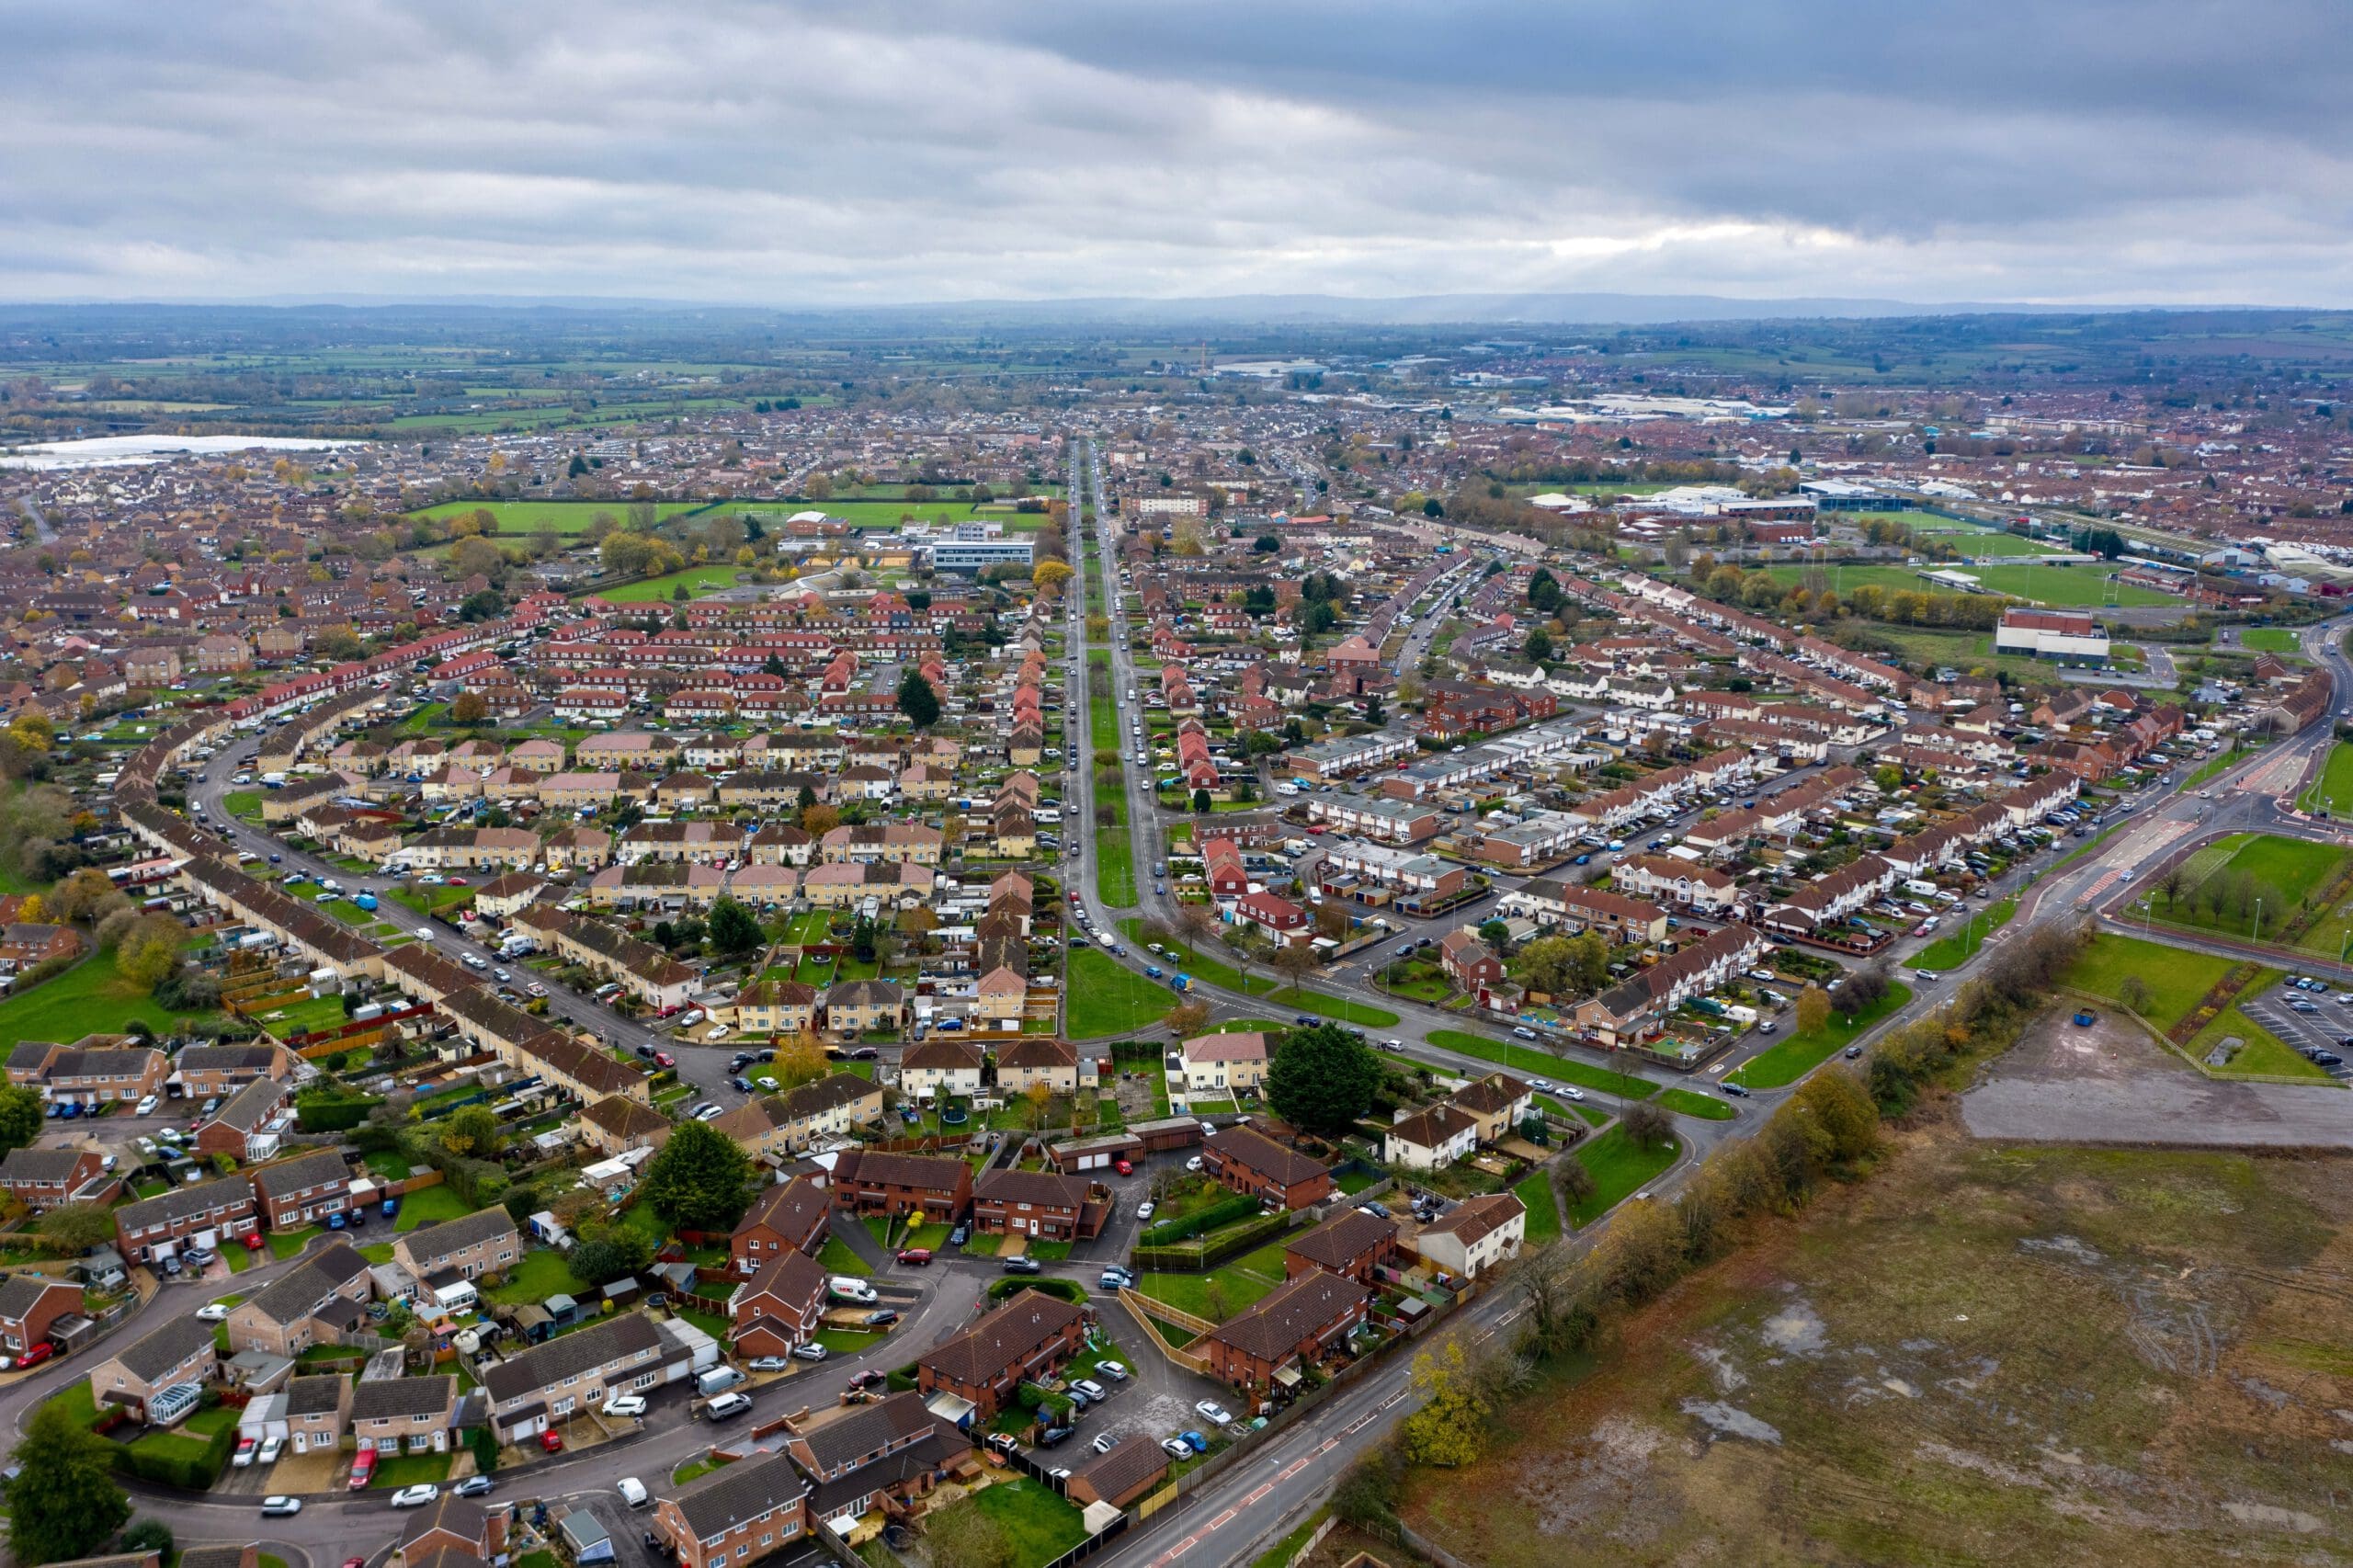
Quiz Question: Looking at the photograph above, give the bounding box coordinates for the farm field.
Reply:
[1400,1128,2353,1568]
[407,499,702,534]
[1764,561,2178,608]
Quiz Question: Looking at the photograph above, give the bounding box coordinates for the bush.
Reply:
[986,1276,1085,1305]
[1132,1210,1292,1272]
[293,1093,378,1133]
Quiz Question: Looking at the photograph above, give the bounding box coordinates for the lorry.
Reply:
[1171,973,1192,992]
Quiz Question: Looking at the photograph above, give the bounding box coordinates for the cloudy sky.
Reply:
[6,0,2351,308]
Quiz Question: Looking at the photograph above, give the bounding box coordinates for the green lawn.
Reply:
[1097,804,1139,908]
[1763,561,2179,608]
[2240,628,2303,654]
[1513,1170,1563,1244]
[814,1327,887,1354]
[2061,933,2240,1028]
[1123,926,1399,1027]
[953,1478,1089,1565]
[222,789,263,818]
[267,1226,321,1259]
[593,564,748,604]
[2151,834,2350,943]
[1655,1086,1735,1120]
[2187,746,2255,789]
[1911,897,2018,971]
[1727,983,1913,1089]
[486,1248,585,1303]
[369,1450,455,1489]
[817,1235,871,1278]
[0,947,217,1044]
[393,1185,471,1231]
[1066,949,1177,1037]
[1565,1126,1680,1228]
[1426,1030,1656,1099]
[1137,1240,1290,1321]
[2299,742,2353,816]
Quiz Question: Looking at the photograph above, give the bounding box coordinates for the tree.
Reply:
[0,1086,42,1155]
[119,1520,174,1559]
[800,803,840,836]
[1033,560,1074,597]
[439,1105,504,1159]
[640,1119,755,1231]
[2117,973,2153,1015]
[896,671,941,728]
[1266,1024,1381,1136]
[568,1221,656,1289]
[451,690,489,725]
[1192,787,1212,813]
[1271,943,1320,1000]
[115,915,182,993]
[1164,1000,1211,1039]
[1175,903,1216,955]
[6,1398,130,1563]
[1553,1156,1597,1215]
[1795,984,1831,1037]
[1620,1100,1672,1149]
[772,1027,827,1090]
[1022,1081,1055,1130]
[1401,1338,1491,1467]
[36,1202,114,1254]
[708,897,762,957]
[1524,628,1554,664]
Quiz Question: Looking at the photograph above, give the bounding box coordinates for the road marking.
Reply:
[1244,1484,1274,1505]
[1279,1458,1312,1479]
[1209,1509,1236,1529]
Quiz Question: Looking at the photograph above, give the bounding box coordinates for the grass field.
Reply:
[2299,743,2353,815]
[1066,949,1175,1037]
[1911,897,2018,970]
[1120,924,1401,1027]
[1727,983,1913,1089]
[1514,1170,1563,1243]
[1402,1123,2353,1568]
[720,498,1048,532]
[591,564,749,603]
[2188,1001,2338,1083]
[0,947,215,1045]
[1425,1030,1659,1098]
[2063,932,2240,1027]
[1765,561,2178,608]
[2152,834,2350,942]
[1656,1086,1736,1120]
[1911,526,2071,558]
[408,499,702,534]
[946,1478,1088,1565]
[1845,623,2055,682]
[392,1185,470,1231]
[1564,1126,1680,1227]
[1096,794,1138,908]
[2240,628,2303,654]
[1137,1241,1290,1319]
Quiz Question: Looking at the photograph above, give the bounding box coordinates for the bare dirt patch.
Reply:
[1400,1112,2353,1567]
[1963,1003,2353,1149]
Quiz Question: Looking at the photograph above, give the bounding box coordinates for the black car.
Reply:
[1001,1256,1043,1275]
[1038,1425,1075,1448]
[634,1044,657,1061]
[731,1077,752,1093]
[1843,1045,1864,1060]
[1720,1082,1751,1097]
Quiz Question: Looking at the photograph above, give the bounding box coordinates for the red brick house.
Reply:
[0,1145,108,1212]
[1230,891,1313,948]
[1282,1207,1400,1285]
[1198,1271,1373,1394]
[653,1451,809,1568]
[730,1176,832,1277]
[915,1290,1090,1421]
[728,1248,829,1358]
[828,1150,972,1224]
[0,1274,81,1359]
[970,1168,1108,1243]
[252,1150,351,1231]
[1201,1124,1335,1211]
[1438,929,1505,990]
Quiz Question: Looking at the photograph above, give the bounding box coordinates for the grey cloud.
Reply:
[2,0,2350,306]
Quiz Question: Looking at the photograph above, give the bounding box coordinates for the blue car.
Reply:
[1574,854,1592,865]
[1180,1430,1210,1453]
[59,1102,82,1120]
[327,1211,347,1230]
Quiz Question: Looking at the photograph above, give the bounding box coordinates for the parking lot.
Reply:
[2236,978,2353,1080]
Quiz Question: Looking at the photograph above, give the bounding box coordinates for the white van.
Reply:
[829,1276,879,1305]
[696,1365,747,1397]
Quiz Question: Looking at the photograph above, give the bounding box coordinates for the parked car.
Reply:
[1037,1425,1075,1449]
[260,1497,302,1517]
[453,1475,494,1498]
[748,1356,792,1371]
[895,1248,932,1266]
[1095,1360,1130,1381]
[1135,1199,1155,1220]
[231,1437,260,1469]
[1196,1401,1234,1426]
[1071,1379,1108,1402]
[617,1477,650,1508]
[195,1302,232,1322]
[389,1484,440,1509]
[790,1343,829,1361]
[257,1434,284,1466]
[1161,1437,1193,1459]
[540,1429,563,1453]
[1002,1256,1043,1275]
[601,1395,647,1418]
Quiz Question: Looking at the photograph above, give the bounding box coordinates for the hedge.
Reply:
[114,1426,233,1491]
[988,1277,1086,1305]
[1141,1192,1262,1247]
[294,1094,379,1132]
[1132,1210,1293,1273]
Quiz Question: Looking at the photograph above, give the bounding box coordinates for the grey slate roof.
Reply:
[107,1312,216,1382]
[480,1312,665,1405]
[668,1449,808,1540]
[352,1373,456,1422]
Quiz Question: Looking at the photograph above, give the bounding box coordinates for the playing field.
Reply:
[1909,525,2070,558]
[2151,834,2350,943]
[713,498,1049,532]
[2298,742,2353,815]
[2239,628,2303,654]
[1765,561,2177,608]
[2063,931,2241,1027]
[407,499,702,534]
[590,565,750,603]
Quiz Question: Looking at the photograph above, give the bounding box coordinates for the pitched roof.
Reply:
[398,1208,521,1265]
[832,1148,968,1194]
[0,1273,75,1320]
[480,1312,665,1404]
[251,1149,349,1200]
[1207,1124,1328,1188]
[916,1289,1086,1388]
[1421,1193,1527,1247]
[668,1450,809,1540]
[1283,1208,1397,1273]
[107,1312,216,1382]
[1202,1271,1372,1364]
[352,1373,457,1422]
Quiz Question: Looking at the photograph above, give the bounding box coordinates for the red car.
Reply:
[348,1446,377,1489]
[14,1342,53,1369]
[444,876,468,887]
[654,1051,676,1069]
[1113,1158,1134,1176]
[540,1429,564,1453]
[894,1248,932,1266]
